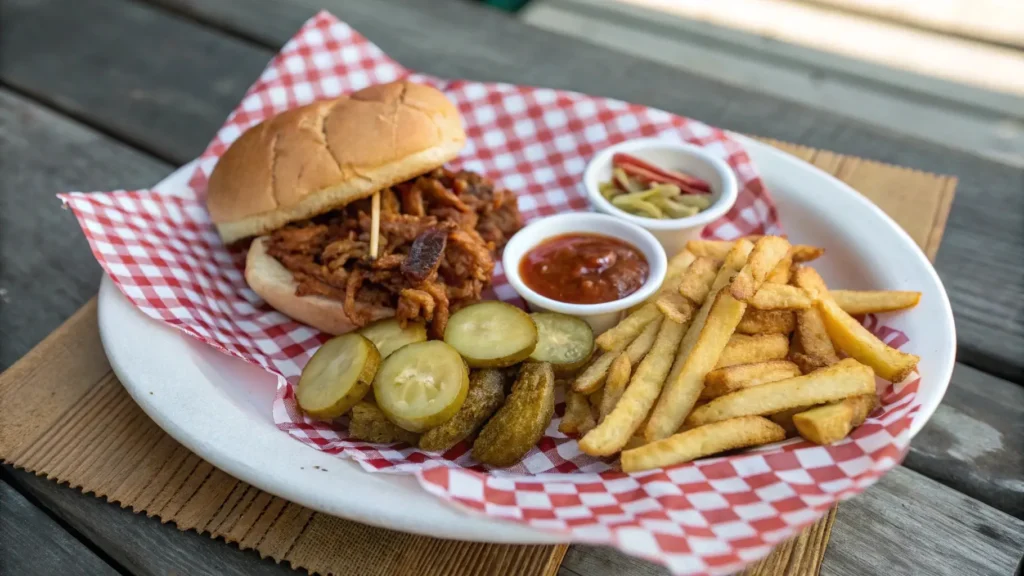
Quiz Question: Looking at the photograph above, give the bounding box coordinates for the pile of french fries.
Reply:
[559,236,922,473]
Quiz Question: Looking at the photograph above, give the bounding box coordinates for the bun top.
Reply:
[206,81,466,243]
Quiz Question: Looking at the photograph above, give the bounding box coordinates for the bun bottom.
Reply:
[245,236,394,335]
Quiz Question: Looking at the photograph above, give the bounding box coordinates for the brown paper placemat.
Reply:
[0,141,954,576]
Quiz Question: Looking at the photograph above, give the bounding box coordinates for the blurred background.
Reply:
[484,0,1024,167]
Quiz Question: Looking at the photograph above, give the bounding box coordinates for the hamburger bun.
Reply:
[207,81,466,244]
[245,236,393,335]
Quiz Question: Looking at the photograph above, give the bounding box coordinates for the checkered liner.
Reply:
[59,12,919,575]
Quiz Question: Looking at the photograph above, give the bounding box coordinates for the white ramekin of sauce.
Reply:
[502,213,667,334]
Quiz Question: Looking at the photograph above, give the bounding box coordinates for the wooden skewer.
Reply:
[369,191,381,259]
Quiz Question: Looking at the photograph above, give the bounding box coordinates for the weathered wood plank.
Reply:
[556,466,1024,576]
[5,0,1022,381]
[2,467,296,576]
[0,479,120,576]
[906,363,1024,519]
[0,0,270,162]
[823,467,1024,576]
[0,89,171,369]
[521,0,1024,167]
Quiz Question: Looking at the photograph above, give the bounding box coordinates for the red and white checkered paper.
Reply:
[59,12,920,575]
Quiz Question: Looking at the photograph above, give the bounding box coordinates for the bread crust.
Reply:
[245,236,394,335]
[207,81,465,244]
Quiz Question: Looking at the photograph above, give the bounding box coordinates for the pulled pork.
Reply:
[265,168,523,336]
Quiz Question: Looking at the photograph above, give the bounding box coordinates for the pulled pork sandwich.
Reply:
[206,81,523,337]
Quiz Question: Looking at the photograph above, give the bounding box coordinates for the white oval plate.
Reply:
[99,137,955,544]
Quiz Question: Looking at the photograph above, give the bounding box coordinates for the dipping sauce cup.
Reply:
[502,213,667,334]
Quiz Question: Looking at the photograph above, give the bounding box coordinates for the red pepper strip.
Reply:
[613,153,711,193]
[618,162,709,195]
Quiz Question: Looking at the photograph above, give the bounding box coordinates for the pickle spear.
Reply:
[444,301,538,368]
[348,401,420,445]
[419,369,506,452]
[359,318,427,359]
[529,312,594,374]
[473,362,555,467]
[372,341,469,432]
[296,333,380,420]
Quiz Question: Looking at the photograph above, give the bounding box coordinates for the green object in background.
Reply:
[483,0,532,12]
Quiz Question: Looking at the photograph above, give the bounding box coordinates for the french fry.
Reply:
[661,250,698,293]
[769,407,806,437]
[656,292,695,324]
[702,360,802,400]
[624,316,663,365]
[792,308,839,370]
[677,240,756,357]
[686,239,737,260]
[589,388,604,420]
[791,245,825,263]
[677,257,721,304]
[792,266,829,299]
[689,239,821,265]
[559,388,596,436]
[737,309,796,334]
[789,352,833,375]
[765,252,793,284]
[792,393,878,444]
[573,351,617,394]
[796,267,919,382]
[623,435,647,451]
[575,317,662,394]
[599,353,631,423]
[730,236,791,301]
[655,256,724,323]
[830,290,922,315]
[579,317,687,456]
[818,299,920,382]
[622,416,786,472]
[791,268,841,371]
[646,290,747,441]
[595,303,661,352]
[749,284,811,310]
[638,250,698,310]
[686,358,875,426]
[645,240,755,441]
[715,333,789,368]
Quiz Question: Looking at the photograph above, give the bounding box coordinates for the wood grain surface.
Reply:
[3,0,1022,383]
[2,467,299,576]
[904,364,1024,518]
[0,89,171,369]
[0,480,120,576]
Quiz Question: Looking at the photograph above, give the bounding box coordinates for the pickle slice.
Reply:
[472,362,556,467]
[444,301,538,368]
[296,333,380,420]
[529,313,595,374]
[419,369,506,452]
[348,401,421,445]
[372,341,469,432]
[359,318,428,360]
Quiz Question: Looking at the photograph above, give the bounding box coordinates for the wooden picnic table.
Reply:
[1,0,1022,574]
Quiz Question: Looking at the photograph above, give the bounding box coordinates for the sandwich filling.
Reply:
[264,168,523,336]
